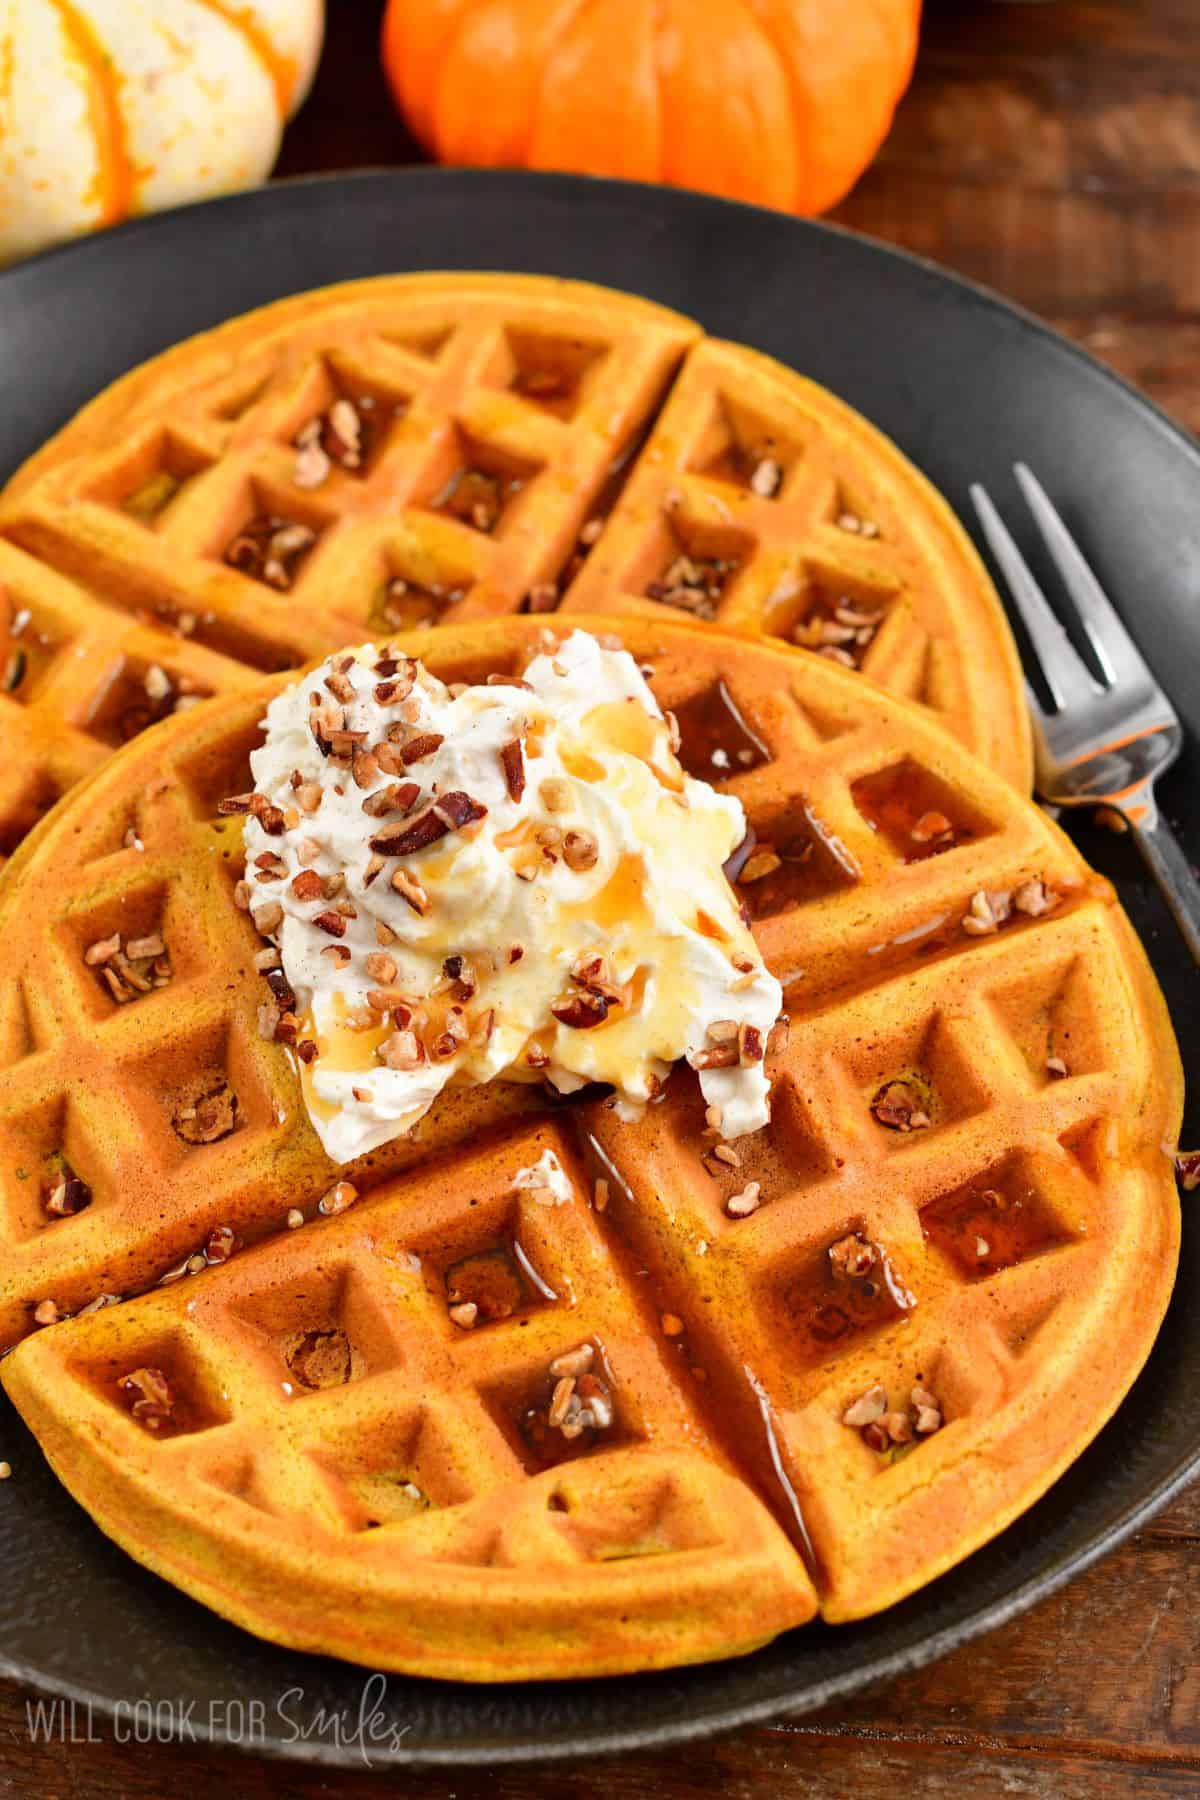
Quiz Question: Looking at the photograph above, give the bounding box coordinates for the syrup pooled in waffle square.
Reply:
[0,617,1179,1681]
[0,273,1028,864]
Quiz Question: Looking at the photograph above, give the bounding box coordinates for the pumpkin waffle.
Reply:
[0,617,1178,1681]
[0,274,1029,868]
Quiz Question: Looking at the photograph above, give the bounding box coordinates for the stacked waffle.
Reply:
[0,273,1027,868]
[0,282,1180,1683]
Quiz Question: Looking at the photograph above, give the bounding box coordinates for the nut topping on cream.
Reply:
[241,630,782,1162]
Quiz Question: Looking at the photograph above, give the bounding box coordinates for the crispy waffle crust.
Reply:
[0,617,1178,1682]
[0,274,1029,869]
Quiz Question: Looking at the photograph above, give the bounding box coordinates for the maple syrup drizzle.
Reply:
[921,1172,1071,1280]
[852,760,974,863]
[430,455,530,534]
[672,681,771,782]
[736,804,860,919]
[744,1367,820,1577]
[781,1232,914,1366]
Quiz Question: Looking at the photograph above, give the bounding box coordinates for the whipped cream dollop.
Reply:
[240,630,782,1163]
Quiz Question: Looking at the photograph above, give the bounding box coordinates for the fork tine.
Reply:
[969,482,1100,713]
[1013,464,1166,698]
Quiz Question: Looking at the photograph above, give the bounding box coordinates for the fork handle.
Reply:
[1131,810,1200,963]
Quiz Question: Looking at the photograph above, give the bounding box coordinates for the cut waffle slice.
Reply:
[4,1119,813,1681]
[0,273,1028,866]
[0,616,1179,1681]
[561,337,1029,784]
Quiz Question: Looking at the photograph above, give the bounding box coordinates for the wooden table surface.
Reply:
[3,1,1197,1794]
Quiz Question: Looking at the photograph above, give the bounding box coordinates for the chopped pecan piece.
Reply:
[562,829,598,871]
[325,728,369,761]
[688,1041,738,1071]
[351,747,380,789]
[433,790,488,832]
[829,1232,877,1279]
[882,1411,912,1445]
[500,738,526,801]
[287,1328,353,1390]
[225,516,318,589]
[247,793,287,835]
[204,1224,239,1264]
[549,1343,595,1379]
[911,810,954,847]
[362,779,421,819]
[391,868,430,914]
[318,1180,358,1216]
[366,985,414,1018]
[962,888,1012,936]
[263,966,296,1011]
[750,457,782,498]
[551,989,612,1029]
[842,1384,887,1428]
[292,435,331,490]
[725,1182,761,1218]
[125,932,165,962]
[911,1383,943,1434]
[441,952,477,999]
[739,848,783,884]
[379,1028,424,1070]
[290,868,325,901]
[1177,1151,1200,1193]
[399,731,444,765]
[539,777,571,812]
[42,1164,92,1218]
[119,1366,176,1429]
[370,807,447,857]
[173,1084,238,1146]
[1013,877,1059,918]
[871,1080,931,1132]
[312,909,347,938]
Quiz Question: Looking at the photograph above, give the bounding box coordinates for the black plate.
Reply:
[1,170,1196,1770]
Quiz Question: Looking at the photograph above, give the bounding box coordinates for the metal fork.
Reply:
[970,463,1200,962]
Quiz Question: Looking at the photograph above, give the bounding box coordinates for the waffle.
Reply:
[0,617,1178,1682]
[0,274,1029,868]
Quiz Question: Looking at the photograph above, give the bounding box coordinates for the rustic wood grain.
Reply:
[4,1,1197,1794]
[1,1489,1198,1795]
[834,0,1200,432]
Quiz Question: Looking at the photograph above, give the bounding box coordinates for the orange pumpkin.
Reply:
[381,0,921,217]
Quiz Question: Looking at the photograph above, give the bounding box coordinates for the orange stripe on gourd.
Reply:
[47,0,134,227]
[190,0,298,117]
